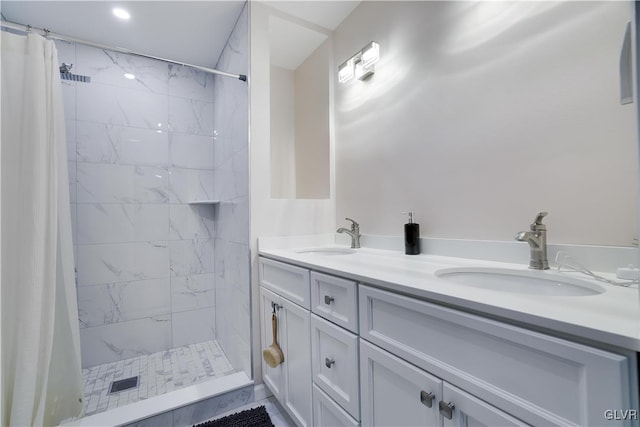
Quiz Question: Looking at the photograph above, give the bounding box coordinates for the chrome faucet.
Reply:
[337,217,361,248]
[515,212,549,270]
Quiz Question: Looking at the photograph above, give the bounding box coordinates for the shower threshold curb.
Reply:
[60,371,253,427]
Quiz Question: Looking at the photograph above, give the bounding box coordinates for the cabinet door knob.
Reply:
[438,401,455,420]
[420,391,435,408]
[324,295,335,305]
[325,357,335,368]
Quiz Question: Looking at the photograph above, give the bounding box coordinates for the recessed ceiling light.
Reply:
[112,8,130,20]
[124,73,135,80]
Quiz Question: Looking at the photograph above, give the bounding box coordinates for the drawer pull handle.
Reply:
[324,295,335,305]
[420,391,435,408]
[325,357,335,368]
[438,401,455,420]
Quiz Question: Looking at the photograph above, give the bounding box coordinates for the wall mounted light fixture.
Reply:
[338,41,380,83]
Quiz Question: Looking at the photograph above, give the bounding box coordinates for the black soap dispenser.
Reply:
[404,212,420,255]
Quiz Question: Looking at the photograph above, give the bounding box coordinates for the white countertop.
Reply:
[259,245,640,352]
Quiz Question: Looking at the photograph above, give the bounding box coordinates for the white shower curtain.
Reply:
[1,31,83,426]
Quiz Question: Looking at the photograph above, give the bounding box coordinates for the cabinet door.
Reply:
[360,284,634,426]
[260,286,313,427]
[280,295,312,427]
[360,340,441,427]
[260,287,284,400]
[440,383,530,427]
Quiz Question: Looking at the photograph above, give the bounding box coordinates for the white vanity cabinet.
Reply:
[258,255,638,427]
[259,258,312,427]
[359,284,637,427]
[259,259,361,426]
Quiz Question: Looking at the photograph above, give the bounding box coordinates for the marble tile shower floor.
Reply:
[81,340,236,416]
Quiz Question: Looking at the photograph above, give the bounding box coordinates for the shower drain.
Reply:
[109,376,139,394]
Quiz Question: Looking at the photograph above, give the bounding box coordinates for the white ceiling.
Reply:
[264,1,359,31]
[0,1,245,69]
[0,1,359,71]
[266,1,359,71]
[269,15,328,70]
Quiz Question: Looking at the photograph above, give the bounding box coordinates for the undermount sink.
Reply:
[435,267,605,296]
[295,247,356,256]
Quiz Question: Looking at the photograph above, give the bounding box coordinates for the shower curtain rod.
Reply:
[0,19,248,82]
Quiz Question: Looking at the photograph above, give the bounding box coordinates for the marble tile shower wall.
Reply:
[212,4,251,376]
[57,40,219,368]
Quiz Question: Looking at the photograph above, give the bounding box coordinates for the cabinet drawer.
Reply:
[311,314,360,419]
[259,257,310,309]
[311,271,358,333]
[313,384,359,427]
[359,284,635,427]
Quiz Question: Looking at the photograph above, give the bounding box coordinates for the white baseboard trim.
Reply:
[253,383,273,401]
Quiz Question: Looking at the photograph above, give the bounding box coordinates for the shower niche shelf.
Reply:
[188,200,220,205]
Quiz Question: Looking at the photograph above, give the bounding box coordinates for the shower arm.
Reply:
[0,18,248,82]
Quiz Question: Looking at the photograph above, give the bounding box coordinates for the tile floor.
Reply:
[82,340,236,416]
[203,396,295,427]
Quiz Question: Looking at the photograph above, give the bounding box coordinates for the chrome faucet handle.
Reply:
[340,218,361,249]
[345,217,359,230]
[531,212,548,230]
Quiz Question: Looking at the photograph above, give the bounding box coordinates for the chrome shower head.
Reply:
[59,63,91,83]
